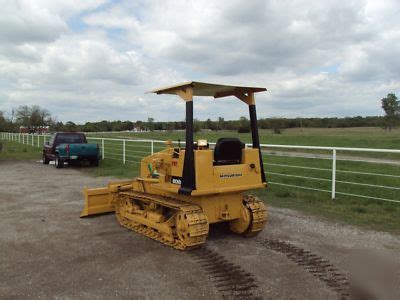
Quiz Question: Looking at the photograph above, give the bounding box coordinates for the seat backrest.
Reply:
[213,138,244,165]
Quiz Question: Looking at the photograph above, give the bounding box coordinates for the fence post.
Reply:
[101,138,104,160]
[331,148,336,200]
[32,135,34,146]
[123,139,126,164]
[151,141,154,155]
[37,135,40,147]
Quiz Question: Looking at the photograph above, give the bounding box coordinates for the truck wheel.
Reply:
[91,158,99,167]
[55,155,64,169]
[42,153,49,165]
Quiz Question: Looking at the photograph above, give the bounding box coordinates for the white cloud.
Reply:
[0,0,399,122]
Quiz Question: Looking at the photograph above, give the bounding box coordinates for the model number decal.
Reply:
[171,176,182,185]
[219,173,242,179]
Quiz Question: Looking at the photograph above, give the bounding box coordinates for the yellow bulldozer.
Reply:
[81,81,268,250]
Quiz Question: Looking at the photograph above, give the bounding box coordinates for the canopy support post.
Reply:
[176,87,196,195]
[235,92,266,184]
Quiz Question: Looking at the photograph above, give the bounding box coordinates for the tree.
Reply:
[193,119,201,133]
[30,105,50,127]
[15,105,31,127]
[381,93,399,130]
[15,105,53,132]
[237,116,250,133]
[64,121,78,132]
[147,117,155,131]
[217,117,225,130]
[205,118,217,130]
[50,121,64,132]
[0,111,6,131]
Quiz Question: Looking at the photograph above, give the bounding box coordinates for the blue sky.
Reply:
[0,0,399,123]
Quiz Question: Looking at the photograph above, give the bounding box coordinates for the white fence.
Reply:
[1,132,400,204]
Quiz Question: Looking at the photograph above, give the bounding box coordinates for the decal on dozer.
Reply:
[171,176,182,185]
[81,81,268,250]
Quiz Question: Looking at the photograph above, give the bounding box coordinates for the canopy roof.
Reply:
[150,81,266,99]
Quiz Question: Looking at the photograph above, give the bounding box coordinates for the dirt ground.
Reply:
[1,161,399,299]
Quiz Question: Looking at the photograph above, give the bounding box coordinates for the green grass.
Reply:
[0,140,41,160]
[87,127,400,161]
[2,128,400,234]
[87,127,400,149]
[80,158,138,178]
[254,187,400,235]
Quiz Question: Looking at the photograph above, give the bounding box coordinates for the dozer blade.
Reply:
[80,187,115,217]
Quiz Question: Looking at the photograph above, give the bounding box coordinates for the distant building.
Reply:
[133,126,146,132]
[19,126,49,134]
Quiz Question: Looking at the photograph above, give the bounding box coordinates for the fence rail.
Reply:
[1,132,399,204]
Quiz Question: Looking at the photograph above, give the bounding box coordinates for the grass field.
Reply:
[2,127,400,234]
[87,127,400,149]
[87,127,400,161]
[0,140,41,161]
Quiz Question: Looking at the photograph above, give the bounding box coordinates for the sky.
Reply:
[0,0,399,123]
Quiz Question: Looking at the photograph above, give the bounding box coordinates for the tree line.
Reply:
[1,93,399,133]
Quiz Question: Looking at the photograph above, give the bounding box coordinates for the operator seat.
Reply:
[213,138,245,165]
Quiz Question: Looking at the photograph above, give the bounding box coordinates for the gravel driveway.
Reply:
[0,161,399,299]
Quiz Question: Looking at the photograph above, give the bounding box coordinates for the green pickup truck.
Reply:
[42,132,100,168]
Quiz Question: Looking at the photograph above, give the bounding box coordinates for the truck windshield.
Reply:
[57,134,86,144]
